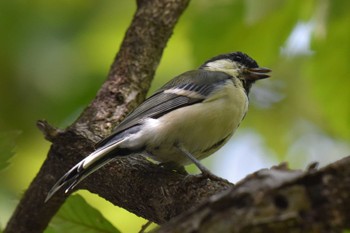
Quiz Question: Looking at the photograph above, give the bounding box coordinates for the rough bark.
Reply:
[155,157,350,233]
[5,0,350,233]
[4,0,196,232]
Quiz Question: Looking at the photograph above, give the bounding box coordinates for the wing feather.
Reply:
[96,70,232,147]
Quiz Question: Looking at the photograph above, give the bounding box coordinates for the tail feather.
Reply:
[45,141,125,202]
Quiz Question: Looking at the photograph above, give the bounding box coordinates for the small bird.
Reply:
[45,51,271,202]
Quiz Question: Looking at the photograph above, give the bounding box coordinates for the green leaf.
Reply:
[0,131,20,171]
[46,194,120,233]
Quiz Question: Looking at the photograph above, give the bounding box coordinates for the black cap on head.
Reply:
[200,52,270,94]
[202,51,259,69]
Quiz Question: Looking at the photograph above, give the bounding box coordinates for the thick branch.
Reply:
[155,156,350,233]
[72,0,192,141]
[5,1,192,232]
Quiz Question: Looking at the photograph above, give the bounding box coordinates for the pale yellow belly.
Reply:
[143,81,248,165]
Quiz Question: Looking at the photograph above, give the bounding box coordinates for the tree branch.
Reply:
[5,1,200,232]
[155,156,350,233]
[5,1,350,232]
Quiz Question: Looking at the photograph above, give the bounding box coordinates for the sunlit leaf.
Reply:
[46,194,120,233]
[0,131,20,171]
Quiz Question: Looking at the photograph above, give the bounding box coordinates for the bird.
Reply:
[45,51,271,202]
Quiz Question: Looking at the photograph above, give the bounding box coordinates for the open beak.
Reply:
[245,67,271,81]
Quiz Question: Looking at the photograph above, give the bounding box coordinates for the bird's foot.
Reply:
[196,169,229,183]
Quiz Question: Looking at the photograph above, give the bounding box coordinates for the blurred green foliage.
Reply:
[0,131,20,171]
[0,0,349,232]
[45,194,120,233]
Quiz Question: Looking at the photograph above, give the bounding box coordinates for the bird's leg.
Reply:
[175,144,226,182]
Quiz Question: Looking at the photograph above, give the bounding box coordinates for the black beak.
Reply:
[245,67,271,81]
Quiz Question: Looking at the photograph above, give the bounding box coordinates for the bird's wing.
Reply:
[45,70,233,202]
[96,70,231,147]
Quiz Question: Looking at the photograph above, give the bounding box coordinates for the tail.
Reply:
[45,141,128,202]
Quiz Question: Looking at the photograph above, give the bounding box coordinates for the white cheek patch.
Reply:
[205,59,240,77]
[206,59,234,69]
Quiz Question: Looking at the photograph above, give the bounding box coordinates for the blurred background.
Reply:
[1,0,349,232]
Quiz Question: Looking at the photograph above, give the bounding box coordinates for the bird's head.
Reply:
[200,51,271,93]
